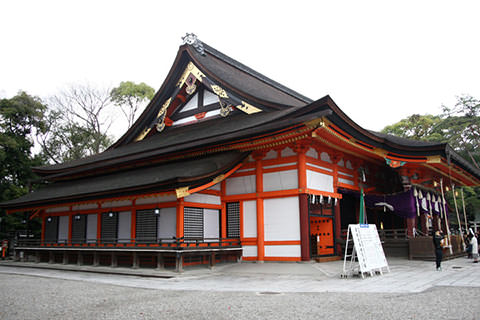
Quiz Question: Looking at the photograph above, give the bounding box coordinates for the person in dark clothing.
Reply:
[433,230,444,271]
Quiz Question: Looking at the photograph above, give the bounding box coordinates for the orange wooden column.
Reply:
[221,180,227,241]
[96,205,102,242]
[331,153,342,255]
[294,144,310,261]
[68,212,73,245]
[176,198,184,240]
[131,199,136,243]
[40,214,46,244]
[253,151,265,261]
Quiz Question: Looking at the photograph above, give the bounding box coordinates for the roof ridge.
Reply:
[201,42,313,104]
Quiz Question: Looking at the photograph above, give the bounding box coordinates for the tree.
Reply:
[110,81,154,128]
[38,84,114,164]
[0,92,46,238]
[382,114,443,141]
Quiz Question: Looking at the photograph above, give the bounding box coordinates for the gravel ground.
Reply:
[0,274,479,320]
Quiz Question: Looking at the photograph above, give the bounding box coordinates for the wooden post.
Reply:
[132,251,138,269]
[111,252,117,267]
[93,251,99,266]
[175,252,183,273]
[452,185,465,250]
[253,151,265,262]
[77,252,83,266]
[209,252,216,269]
[156,253,164,270]
[176,198,184,240]
[62,251,68,264]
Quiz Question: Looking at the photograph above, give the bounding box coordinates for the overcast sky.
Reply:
[1,0,479,132]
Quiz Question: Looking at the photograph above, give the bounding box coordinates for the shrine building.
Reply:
[2,34,480,271]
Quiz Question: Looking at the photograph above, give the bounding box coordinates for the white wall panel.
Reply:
[135,194,177,205]
[242,245,258,257]
[185,193,221,205]
[58,215,69,243]
[117,211,131,243]
[346,160,353,169]
[72,203,98,211]
[101,200,132,208]
[86,214,97,243]
[264,197,300,241]
[263,170,298,192]
[264,149,277,160]
[338,178,354,185]
[204,209,220,241]
[243,200,257,238]
[45,206,69,213]
[320,152,332,163]
[265,245,301,257]
[306,170,334,192]
[307,162,333,172]
[281,147,296,157]
[158,207,176,242]
[306,148,318,159]
[208,183,221,191]
[226,175,256,195]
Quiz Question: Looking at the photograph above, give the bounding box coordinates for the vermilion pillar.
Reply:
[253,151,265,261]
[221,180,227,241]
[299,194,310,261]
[176,198,184,239]
[131,199,136,243]
[295,145,310,261]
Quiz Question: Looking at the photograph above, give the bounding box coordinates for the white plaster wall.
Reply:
[158,207,176,242]
[281,147,296,157]
[242,245,258,257]
[204,209,220,241]
[346,160,353,169]
[117,211,131,243]
[102,200,132,208]
[72,203,98,211]
[263,149,277,160]
[263,169,298,192]
[86,214,97,243]
[306,170,334,193]
[264,245,301,257]
[243,200,257,238]
[185,193,221,205]
[45,206,69,213]
[320,152,332,163]
[226,175,256,195]
[338,178,354,185]
[136,194,177,205]
[306,148,318,159]
[264,197,300,241]
[58,215,69,243]
[208,183,221,191]
[307,162,333,172]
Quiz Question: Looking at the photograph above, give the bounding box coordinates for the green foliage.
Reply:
[110,81,154,128]
[0,92,46,238]
[382,114,444,141]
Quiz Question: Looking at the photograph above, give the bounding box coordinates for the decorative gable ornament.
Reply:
[182,33,205,56]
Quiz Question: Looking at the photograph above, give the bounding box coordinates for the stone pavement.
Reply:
[0,256,479,294]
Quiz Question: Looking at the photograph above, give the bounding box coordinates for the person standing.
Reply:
[433,230,444,271]
[469,229,478,263]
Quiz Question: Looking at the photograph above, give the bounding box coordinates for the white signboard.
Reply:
[349,224,389,275]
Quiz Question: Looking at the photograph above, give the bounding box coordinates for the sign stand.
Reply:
[341,224,390,279]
